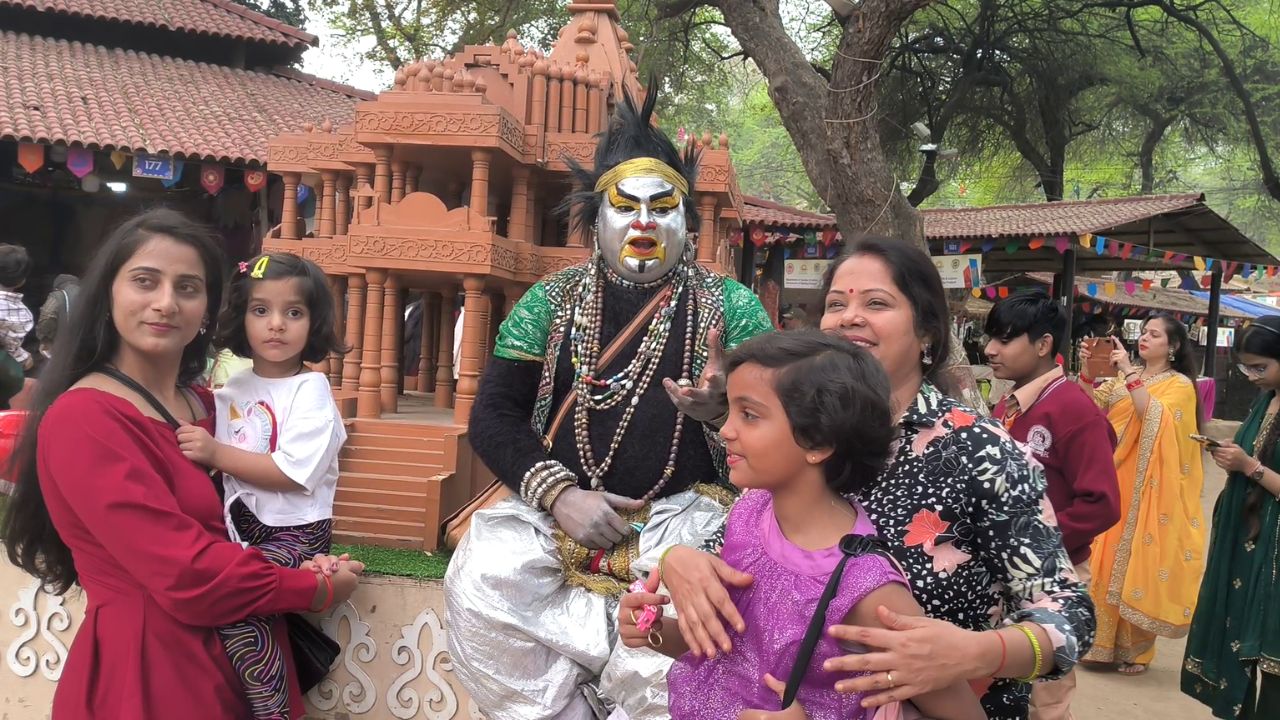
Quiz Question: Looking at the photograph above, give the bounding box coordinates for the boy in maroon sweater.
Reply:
[985,290,1120,720]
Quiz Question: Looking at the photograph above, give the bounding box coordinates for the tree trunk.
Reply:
[1138,114,1172,194]
[710,0,931,246]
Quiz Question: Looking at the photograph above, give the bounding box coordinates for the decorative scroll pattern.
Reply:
[386,608,458,719]
[6,578,69,681]
[357,112,500,137]
[308,602,378,714]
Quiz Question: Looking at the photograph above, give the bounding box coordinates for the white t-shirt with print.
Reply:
[215,370,347,528]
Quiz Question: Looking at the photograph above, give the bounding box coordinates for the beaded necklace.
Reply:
[570,249,697,499]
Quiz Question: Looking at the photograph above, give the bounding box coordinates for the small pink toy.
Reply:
[627,579,660,632]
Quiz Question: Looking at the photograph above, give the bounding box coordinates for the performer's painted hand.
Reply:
[549,487,645,549]
[664,327,729,423]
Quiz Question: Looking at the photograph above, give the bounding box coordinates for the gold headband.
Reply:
[593,158,689,197]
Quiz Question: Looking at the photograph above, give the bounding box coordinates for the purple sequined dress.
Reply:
[667,489,905,720]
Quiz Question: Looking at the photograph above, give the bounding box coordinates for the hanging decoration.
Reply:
[110,150,128,170]
[244,168,267,193]
[66,148,94,178]
[200,164,225,195]
[750,227,767,247]
[161,160,185,189]
[17,143,44,174]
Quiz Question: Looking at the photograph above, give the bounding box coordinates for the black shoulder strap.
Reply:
[781,533,890,709]
[99,366,182,429]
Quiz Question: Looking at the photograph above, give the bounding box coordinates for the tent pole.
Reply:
[1204,266,1223,379]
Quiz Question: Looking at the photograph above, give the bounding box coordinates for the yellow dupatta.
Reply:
[1088,371,1207,646]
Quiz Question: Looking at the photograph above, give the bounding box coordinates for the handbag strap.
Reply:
[99,366,183,429]
[782,533,890,709]
[543,284,673,443]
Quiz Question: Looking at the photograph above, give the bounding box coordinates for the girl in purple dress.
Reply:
[620,331,985,720]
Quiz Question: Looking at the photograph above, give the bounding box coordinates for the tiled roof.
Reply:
[742,195,837,230]
[0,31,372,165]
[922,194,1205,239]
[0,0,316,48]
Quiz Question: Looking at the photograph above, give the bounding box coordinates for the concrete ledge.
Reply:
[0,559,483,719]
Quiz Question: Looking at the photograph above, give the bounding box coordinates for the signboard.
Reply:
[784,259,832,289]
[931,254,982,289]
[132,153,175,181]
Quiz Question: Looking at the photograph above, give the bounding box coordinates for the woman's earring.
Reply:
[921,343,933,367]
[1168,349,1176,362]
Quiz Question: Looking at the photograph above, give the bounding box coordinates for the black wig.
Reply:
[558,80,701,239]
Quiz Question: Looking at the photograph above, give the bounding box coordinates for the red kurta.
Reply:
[38,387,319,719]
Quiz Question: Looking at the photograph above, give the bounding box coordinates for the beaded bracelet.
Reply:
[519,460,557,498]
[1012,624,1044,683]
[521,462,570,506]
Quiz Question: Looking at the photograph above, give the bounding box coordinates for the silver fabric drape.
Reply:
[445,490,729,720]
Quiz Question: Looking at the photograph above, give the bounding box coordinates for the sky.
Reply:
[301,17,394,93]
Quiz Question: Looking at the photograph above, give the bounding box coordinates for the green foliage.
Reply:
[332,543,450,580]
[231,0,308,29]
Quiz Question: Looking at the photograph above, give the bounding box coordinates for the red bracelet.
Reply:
[993,629,1008,676]
[321,574,335,612]
[1126,378,1144,392]
[1079,373,1094,384]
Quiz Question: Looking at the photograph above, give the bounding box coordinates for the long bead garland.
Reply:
[570,252,697,499]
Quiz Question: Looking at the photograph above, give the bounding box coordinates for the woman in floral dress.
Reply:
[658,238,1094,720]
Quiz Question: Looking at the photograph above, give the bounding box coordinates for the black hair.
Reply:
[215,252,347,365]
[724,329,894,495]
[3,208,225,593]
[0,243,31,288]
[818,236,952,383]
[559,80,701,239]
[1145,313,1201,430]
[1233,315,1280,541]
[985,289,1067,351]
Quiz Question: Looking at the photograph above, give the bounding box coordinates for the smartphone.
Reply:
[1083,337,1117,379]
[1189,434,1222,449]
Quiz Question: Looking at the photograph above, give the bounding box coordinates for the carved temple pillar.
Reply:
[357,269,386,418]
[335,173,352,235]
[373,147,392,205]
[281,172,301,240]
[318,171,337,237]
[417,292,439,393]
[355,164,374,210]
[454,277,487,424]
[406,165,421,195]
[328,275,346,387]
[391,161,407,203]
[698,196,718,264]
[546,66,562,132]
[470,150,492,218]
[527,175,541,246]
[510,166,530,243]
[342,274,366,392]
[380,275,401,413]
[434,289,457,409]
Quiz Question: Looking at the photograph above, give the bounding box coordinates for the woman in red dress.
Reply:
[2,208,363,719]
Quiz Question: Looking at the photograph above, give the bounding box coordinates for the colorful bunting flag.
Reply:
[958,240,974,253]
[1087,283,1098,295]
[971,288,982,298]
[66,148,94,178]
[1080,233,1094,248]
[1005,242,1019,254]
[160,160,184,189]
[244,169,267,192]
[999,287,1010,298]
[985,287,997,299]
[1029,237,1045,250]
[200,164,225,195]
[1143,279,1153,291]
[17,143,44,174]
[1055,236,1070,254]
[1095,235,1106,255]
[1124,280,1136,295]
[1104,282,1116,296]
[110,150,128,170]
[981,240,996,253]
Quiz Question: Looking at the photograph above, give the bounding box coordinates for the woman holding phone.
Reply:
[1076,314,1206,675]
[1184,315,1280,718]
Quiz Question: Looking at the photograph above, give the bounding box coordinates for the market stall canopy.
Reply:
[1190,292,1279,319]
[992,272,1254,320]
[923,193,1277,274]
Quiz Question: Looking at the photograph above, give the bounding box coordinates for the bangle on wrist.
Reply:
[657,544,680,579]
[540,479,577,512]
[1126,377,1144,392]
[992,629,1009,676]
[1012,624,1044,683]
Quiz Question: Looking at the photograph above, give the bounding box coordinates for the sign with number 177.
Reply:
[131,153,174,180]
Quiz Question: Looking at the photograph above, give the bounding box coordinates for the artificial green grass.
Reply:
[332,543,451,580]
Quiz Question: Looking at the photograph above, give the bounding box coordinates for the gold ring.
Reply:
[886,671,894,688]
[630,609,641,624]
[648,630,663,648]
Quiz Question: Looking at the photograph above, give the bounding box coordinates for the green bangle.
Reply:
[1012,624,1044,683]
[657,545,680,577]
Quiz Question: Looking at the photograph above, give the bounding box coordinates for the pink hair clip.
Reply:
[627,579,660,632]
[238,261,249,274]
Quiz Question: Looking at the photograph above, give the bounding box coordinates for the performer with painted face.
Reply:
[444,89,772,719]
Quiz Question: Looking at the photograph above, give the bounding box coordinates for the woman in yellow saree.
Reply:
[1078,313,1207,673]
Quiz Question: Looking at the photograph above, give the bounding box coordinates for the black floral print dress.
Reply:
[699,383,1095,719]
